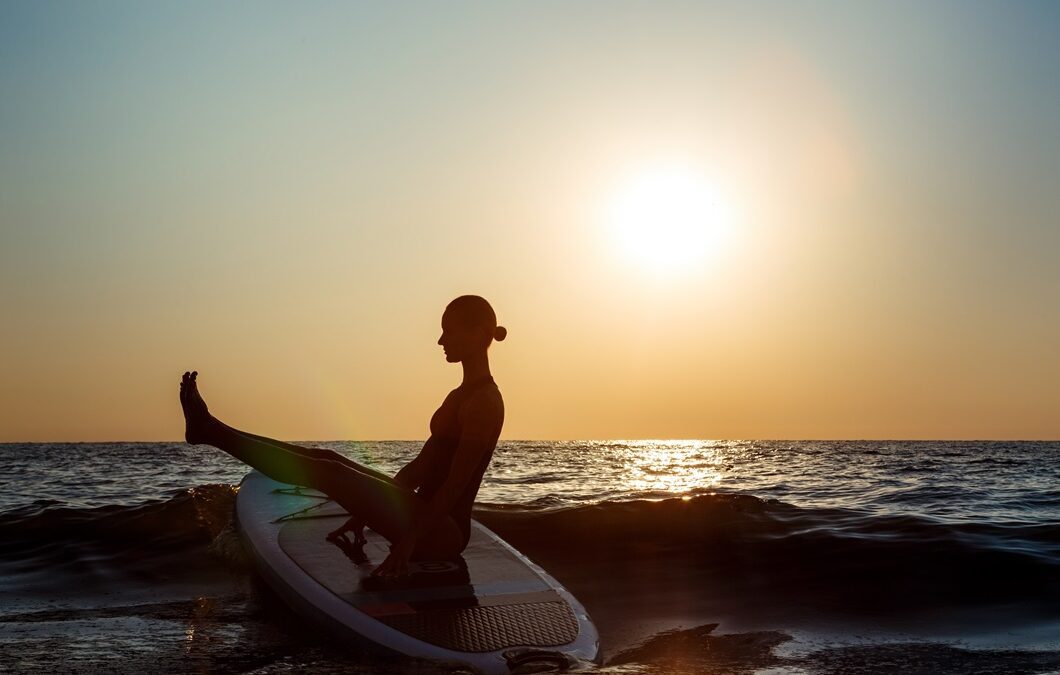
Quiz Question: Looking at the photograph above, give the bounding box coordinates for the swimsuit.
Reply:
[415,374,500,549]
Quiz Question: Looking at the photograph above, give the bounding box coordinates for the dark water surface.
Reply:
[1,441,1058,673]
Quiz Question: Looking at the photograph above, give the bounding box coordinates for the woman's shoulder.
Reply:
[462,382,503,408]
[458,385,504,429]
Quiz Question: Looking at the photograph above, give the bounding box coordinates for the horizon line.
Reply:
[2,438,1058,444]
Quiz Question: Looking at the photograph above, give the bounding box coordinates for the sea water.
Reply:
[1,441,1058,673]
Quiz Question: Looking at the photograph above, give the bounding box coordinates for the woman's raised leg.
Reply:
[179,372,461,556]
[216,422,397,486]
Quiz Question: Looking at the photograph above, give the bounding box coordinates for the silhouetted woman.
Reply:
[179,295,505,578]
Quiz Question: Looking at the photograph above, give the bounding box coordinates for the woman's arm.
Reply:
[393,439,435,491]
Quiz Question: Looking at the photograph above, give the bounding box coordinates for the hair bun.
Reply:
[494,325,507,342]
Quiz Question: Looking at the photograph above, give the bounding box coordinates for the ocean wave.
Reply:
[0,484,245,589]
[474,491,1060,613]
[2,485,1057,615]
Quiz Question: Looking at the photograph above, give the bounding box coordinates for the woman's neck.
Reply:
[460,352,491,386]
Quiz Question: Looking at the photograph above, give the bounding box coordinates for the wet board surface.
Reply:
[236,470,599,673]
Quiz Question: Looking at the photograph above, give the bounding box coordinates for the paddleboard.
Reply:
[235,470,599,673]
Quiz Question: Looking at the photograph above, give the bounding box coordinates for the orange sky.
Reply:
[2,3,1058,441]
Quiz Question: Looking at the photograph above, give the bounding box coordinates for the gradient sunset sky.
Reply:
[2,2,1058,441]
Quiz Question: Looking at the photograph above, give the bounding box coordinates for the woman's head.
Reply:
[438,295,506,362]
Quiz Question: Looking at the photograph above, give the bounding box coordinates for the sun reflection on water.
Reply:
[619,440,724,497]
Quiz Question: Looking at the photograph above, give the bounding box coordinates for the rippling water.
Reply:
[1,441,1058,673]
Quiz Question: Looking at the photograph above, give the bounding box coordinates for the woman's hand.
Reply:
[371,536,416,579]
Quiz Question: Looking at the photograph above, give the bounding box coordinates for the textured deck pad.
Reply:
[276,492,579,652]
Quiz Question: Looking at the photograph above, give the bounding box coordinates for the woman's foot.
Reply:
[179,371,215,445]
[327,515,368,545]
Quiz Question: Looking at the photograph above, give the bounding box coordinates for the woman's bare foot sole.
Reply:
[179,371,214,445]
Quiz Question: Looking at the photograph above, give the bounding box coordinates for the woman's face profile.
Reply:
[437,311,488,363]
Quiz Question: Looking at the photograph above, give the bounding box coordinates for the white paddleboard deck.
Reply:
[236,470,599,673]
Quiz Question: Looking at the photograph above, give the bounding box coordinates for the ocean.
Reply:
[1,440,1058,673]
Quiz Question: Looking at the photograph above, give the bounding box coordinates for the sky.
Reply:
[1,1,1058,441]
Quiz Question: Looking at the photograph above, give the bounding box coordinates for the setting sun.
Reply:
[604,164,730,275]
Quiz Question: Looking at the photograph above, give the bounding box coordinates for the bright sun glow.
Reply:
[604,165,731,275]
